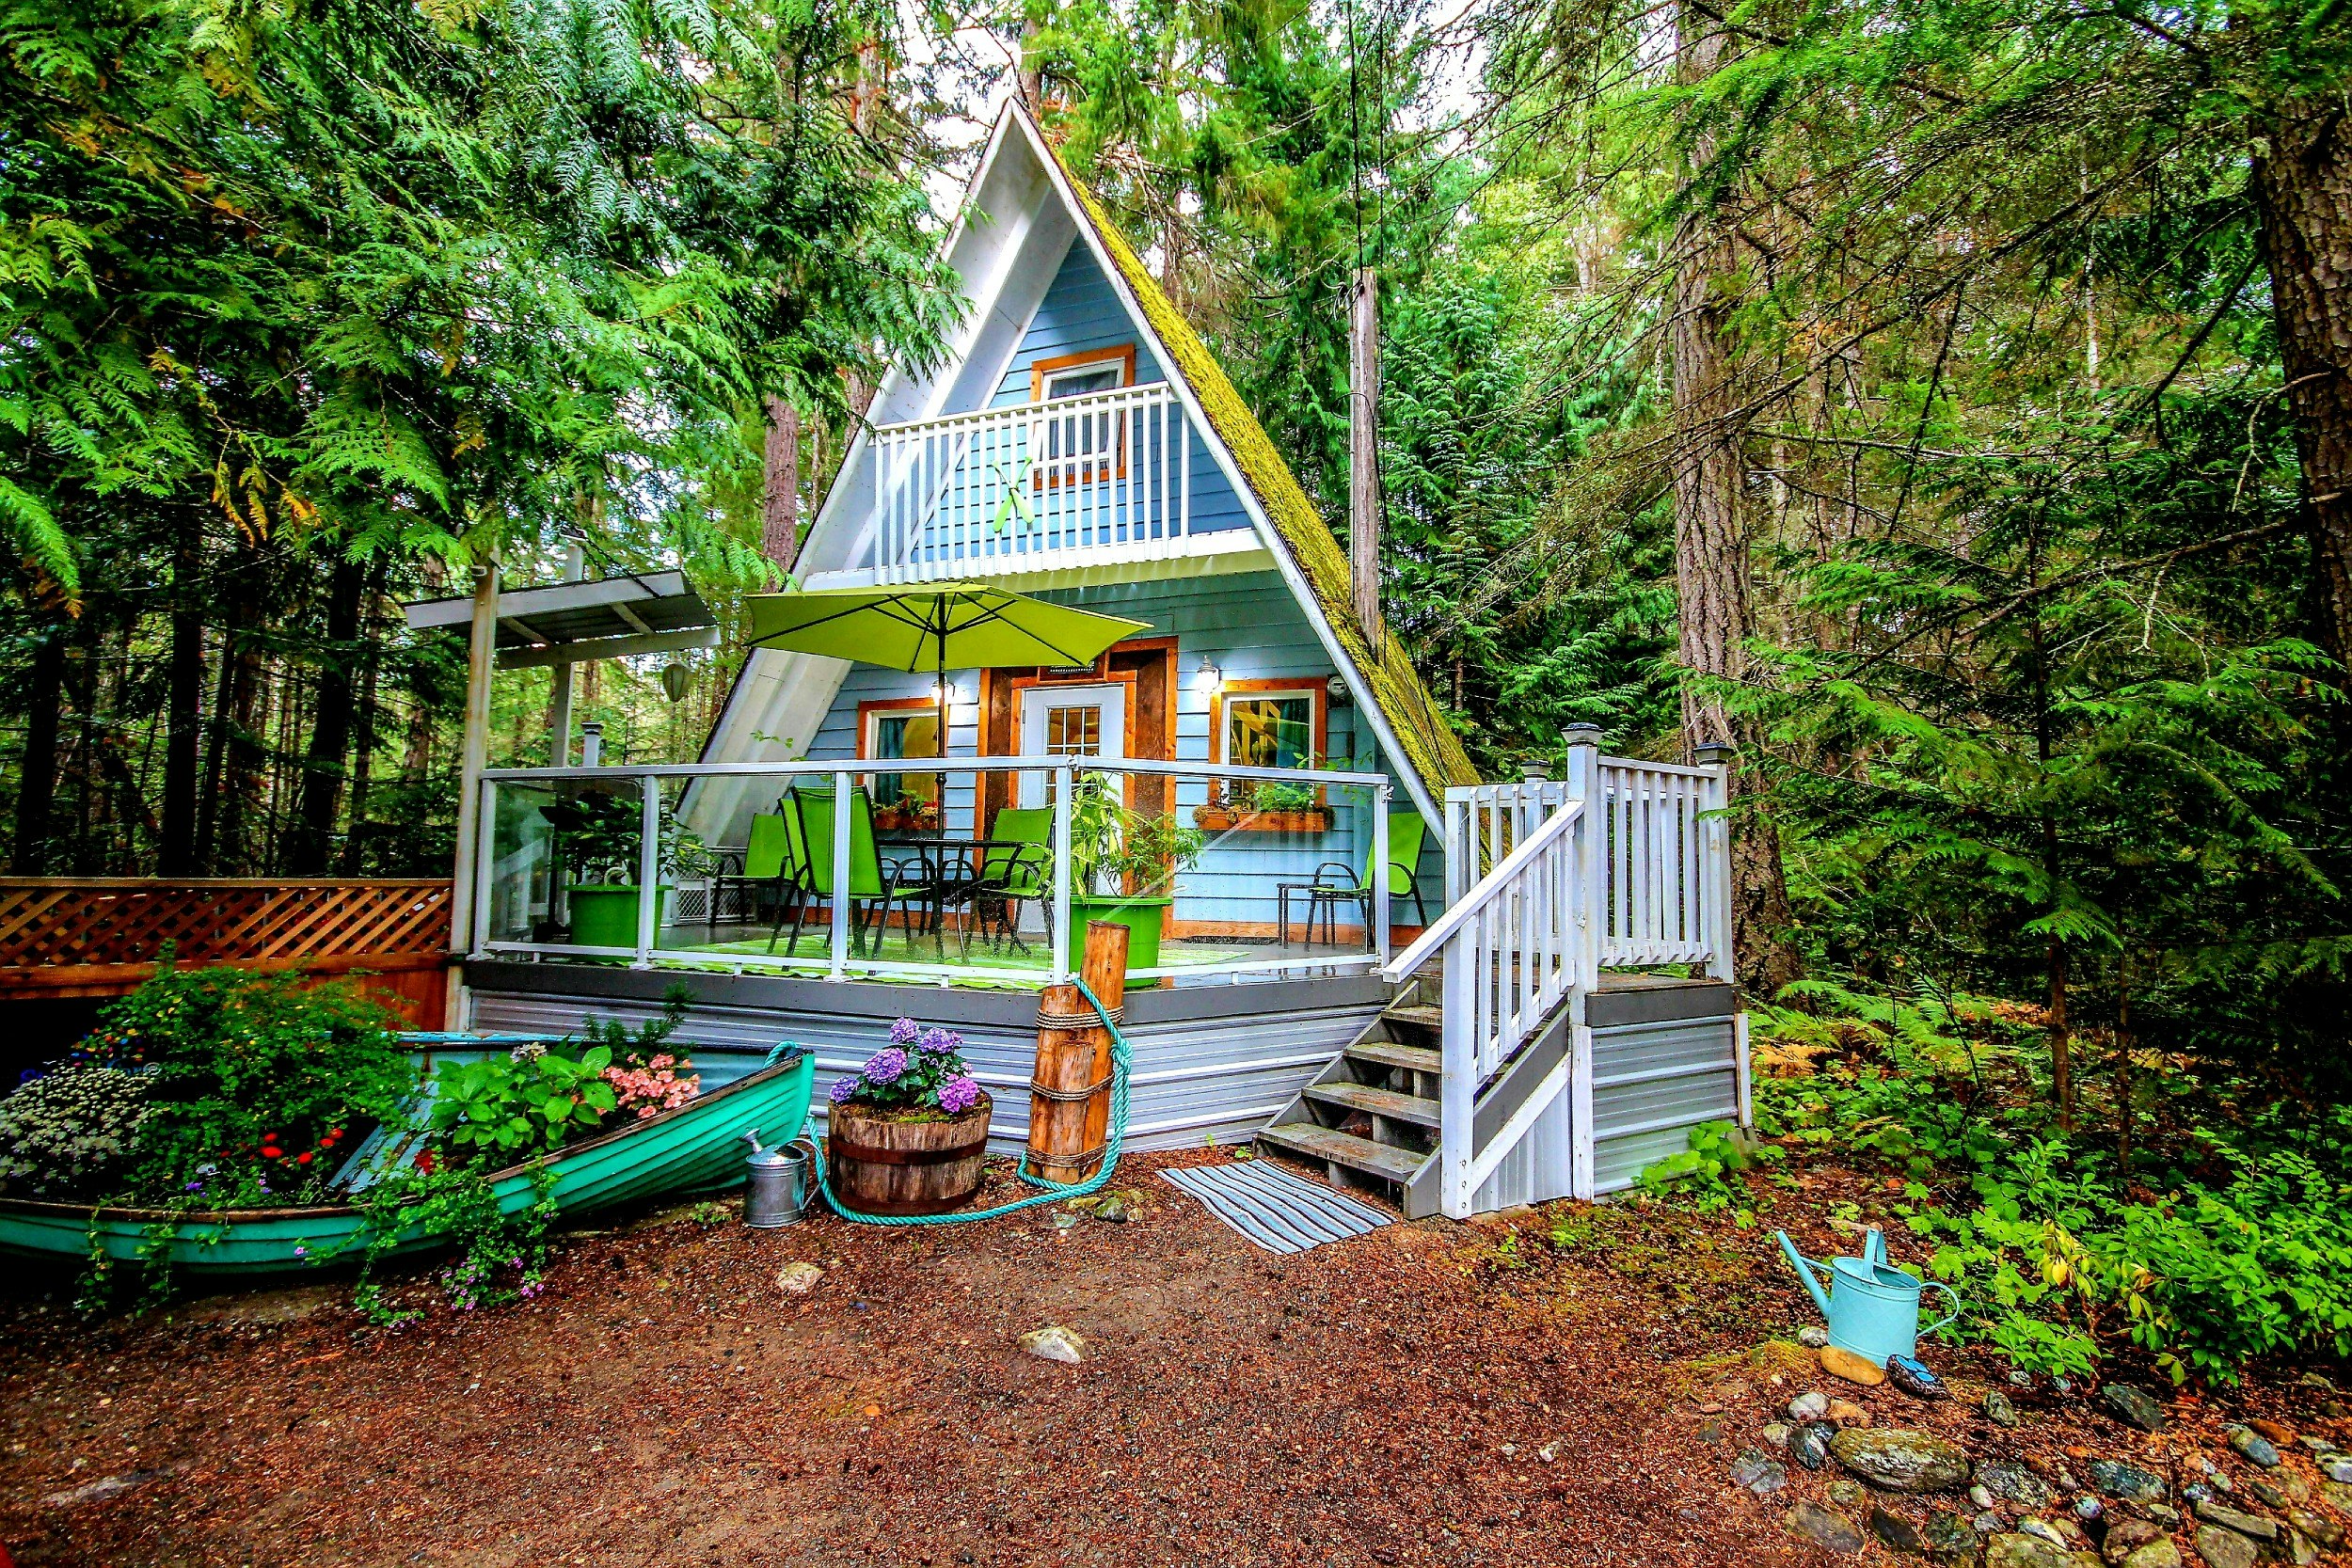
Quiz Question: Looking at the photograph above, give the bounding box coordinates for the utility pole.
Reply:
[1348,265,1382,647]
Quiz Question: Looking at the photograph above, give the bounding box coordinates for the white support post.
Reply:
[1569,1022,1597,1200]
[445,554,499,1028]
[829,770,852,980]
[1371,784,1391,965]
[1049,764,1073,987]
[1439,917,1476,1218]
[1693,744,1736,983]
[469,779,497,960]
[1734,1009,1754,1130]
[1444,789,1469,906]
[1562,726,1604,993]
[633,775,660,969]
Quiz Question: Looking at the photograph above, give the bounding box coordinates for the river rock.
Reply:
[1824,1345,1890,1386]
[1827,1398,1874,1429]
[2225,1428,2280,1468]
[1831,1428,1972,1492]
[2089,1459,2169,1503]
[1872,1505,1929,1553]
[1985,1532,2073,1568]
[2019,1518,2069,1548]
[2320,1455,2352,1484]
[2190,1499,2277,1543]
[1792,1421,1836,1472]
[1801,1324,1833,1348]
[1733,1448,1789,1495]
[1984,1389,2022,1428]
[1979,1463,2058,1508]
[2102,1385,2169,1434]
[1790,1390,1831,1422]
[1925,1509,1979,1556]
[1017,1324,1089,1364]
[2119,1543,2182,1568]
[2286,1507,2344,1548]
[2193,1526,2258,1568]
[2324,1480,2352,1513]
[775,1260,823,1295]
[1789,1501,1868,1553]
[1761,1421,1793,1450]
[2247,1418,2296,1445]
[2102,1519,2165,1564]
[2247,1474,2304,1510]
[1831,1478,1871,1510]
[2283,1528,2320,1566]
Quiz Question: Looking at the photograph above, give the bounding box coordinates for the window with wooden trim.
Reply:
[858,700,943,830]
[1029,345,1136,483]
[1206,679,1330,825]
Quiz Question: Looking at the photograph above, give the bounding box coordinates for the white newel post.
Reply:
[633,776,660,968]
[1050,764,1073,988]
[829,770,852,979]
[1372,784,1391,964]
[1692,743,1735,984]
[1563,724,1603,1200]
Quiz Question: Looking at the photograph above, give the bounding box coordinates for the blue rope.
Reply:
[800,977,1134,1226]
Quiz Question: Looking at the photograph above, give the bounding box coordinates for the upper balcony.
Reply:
[806,384,1271,591]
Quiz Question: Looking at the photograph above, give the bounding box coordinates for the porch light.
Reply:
[1198,657,1223,692]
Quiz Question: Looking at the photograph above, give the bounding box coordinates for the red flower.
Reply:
[296,1151,314,1165]
[262,1147,283,1159]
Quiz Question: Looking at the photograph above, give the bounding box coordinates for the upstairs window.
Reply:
[1030,346,1137,482]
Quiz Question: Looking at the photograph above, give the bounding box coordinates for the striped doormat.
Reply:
[1160,1158,1394,1254]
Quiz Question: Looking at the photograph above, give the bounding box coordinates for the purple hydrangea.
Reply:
[862,1047,909,1085]
[888,1017,923,1046]
[917,1026,962,1057]
[829,1075,861,1105]
[936,1074,983,1116]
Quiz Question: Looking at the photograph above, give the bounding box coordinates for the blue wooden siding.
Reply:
[790,571,1443,932]
[881,239,1249,573]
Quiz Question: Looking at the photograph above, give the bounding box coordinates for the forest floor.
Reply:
[0,1148,2340,1568]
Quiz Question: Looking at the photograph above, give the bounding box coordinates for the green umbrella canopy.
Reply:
[743,584,1152,764]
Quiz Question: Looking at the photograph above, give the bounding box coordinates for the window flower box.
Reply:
[1192,803,1330,834]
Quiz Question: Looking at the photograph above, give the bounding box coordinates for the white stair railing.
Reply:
[1385,736,1734,1216]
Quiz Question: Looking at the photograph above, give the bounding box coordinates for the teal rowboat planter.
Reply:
[0,1047,815,1277]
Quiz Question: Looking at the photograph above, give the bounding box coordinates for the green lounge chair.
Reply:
[967,806,1055,958]
[735,806,815,954]
[1278,808,1429,947]
[786,784,926,958]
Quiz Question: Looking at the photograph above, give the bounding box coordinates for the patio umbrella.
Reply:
[743,583,1150,765]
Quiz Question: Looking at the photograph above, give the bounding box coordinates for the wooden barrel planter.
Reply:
[825,1095,993,1215]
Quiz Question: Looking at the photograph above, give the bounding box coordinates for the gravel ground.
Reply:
[0,1151,2335,1567]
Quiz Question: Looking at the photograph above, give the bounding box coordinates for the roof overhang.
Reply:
[403,571,718,669]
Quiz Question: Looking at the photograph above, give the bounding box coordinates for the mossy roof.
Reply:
[1049,150,1481,811]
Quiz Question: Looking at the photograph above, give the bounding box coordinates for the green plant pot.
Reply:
[566,884,672,949]
[1064,895,1170,974]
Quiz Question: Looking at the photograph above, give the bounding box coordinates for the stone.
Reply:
[1832,1479,1873,1510]
[2119,1544,2182,1568]
[1973,1485,1999,1511]
[1761,1422,1793,1450]
[1793,1421,1837,1472]
[2247,1418,2296,1446]
[1831,1428,1973,1493]
[2283,1528,2320,1566]
[1985,1389,2023,1428]
[1978,1513,2010,1535]
[2103,1386,2170,1434]
[2323,1480,2352,1513]
[2089,1459,2169,1503]
[2073,1497,2104,1523]
[1801,1324,1833,1348]
[2147,1505,2181,1526]
[2102,1520,2166,1564]
[40,1472,154,1510]
[1788,1501,1869,1553]
[1017,1324,1089,1364]
[1874,1505,1931,1553]
[2192,1526,2258,1568]
[1733,1449,1789,1495]
[1827,1399,1875,1429]
[1091,1196,1129,1224]
[775,1260,823,1295]
[1979,1463,2059,1508]
[2245,1477,2295,1511]
[2320,1455,2352,1485]
[1790,1390,1832,1423]
[2286,1507,2343,1548]
[1825,1345,1891,1386]
[2225,1428,2281,1469]
[2020,1519,2070,1548]
[2189,1499,2277,1543]
[1891,1355,1952,1402]
[1986,1532,2074,1568]
[1926,1509,1979,1555]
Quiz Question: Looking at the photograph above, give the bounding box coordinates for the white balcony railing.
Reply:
[867,385,1194,582]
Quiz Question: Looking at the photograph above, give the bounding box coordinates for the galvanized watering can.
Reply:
[741,1130,810,1228]
[1776,1227,1959,1368]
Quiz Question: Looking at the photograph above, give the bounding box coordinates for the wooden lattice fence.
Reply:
[0,879,453,1023]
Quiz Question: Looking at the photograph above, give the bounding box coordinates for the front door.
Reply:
[1016,681,1129,806]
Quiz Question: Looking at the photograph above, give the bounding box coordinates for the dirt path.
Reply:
[0,1151,2208,1567]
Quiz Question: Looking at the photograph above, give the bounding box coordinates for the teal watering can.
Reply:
[1777,1228,1960,1368]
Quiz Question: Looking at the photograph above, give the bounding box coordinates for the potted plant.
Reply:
[1194,774,1330,833]
[1063,772,1206,973]
[539,793,714,949]
[824,1019,992,1215]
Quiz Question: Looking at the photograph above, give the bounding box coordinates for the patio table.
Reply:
[877,835,1041,954]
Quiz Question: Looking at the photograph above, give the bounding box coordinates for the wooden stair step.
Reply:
[1304,1082,1440,1128]
[1256,1122,1425,1183]
[1347,1040,1441,1075]
[1383,1005,1444,1033]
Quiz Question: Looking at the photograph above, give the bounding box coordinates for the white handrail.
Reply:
[1382,799,1580,984]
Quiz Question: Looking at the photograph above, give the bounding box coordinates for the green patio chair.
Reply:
[739,807,815,955]
[1277,808,1429,948]
[966,806,1056,958]
[786,784,925,958]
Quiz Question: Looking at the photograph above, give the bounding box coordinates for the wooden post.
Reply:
[1027,920,1127,1184]
[1348,265,1382,648]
